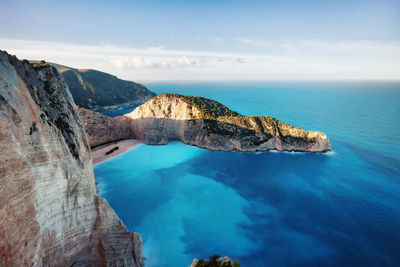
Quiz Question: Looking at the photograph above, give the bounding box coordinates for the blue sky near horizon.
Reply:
[1,0,399,81]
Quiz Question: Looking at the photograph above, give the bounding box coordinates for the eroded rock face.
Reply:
[77,107,132,148]
[78,93,331,152]
[0,51,143,266]
[125,94,332,152]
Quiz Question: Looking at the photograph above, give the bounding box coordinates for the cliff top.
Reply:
[132,93,328,139]
[159,93,241,119]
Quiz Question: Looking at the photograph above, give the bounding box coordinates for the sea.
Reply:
[95,81,400,266]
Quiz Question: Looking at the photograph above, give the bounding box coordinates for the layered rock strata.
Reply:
[77,107,132,148]
[126,94,331,152]
[80,94,331,152]
[0,51,143,266]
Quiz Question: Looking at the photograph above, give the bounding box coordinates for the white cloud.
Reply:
[1,38,399,81]
[283,44,299,54]
[111,57,161,69]
[236,38,267,47]
[111,56,198,69]
[232,57,246,64]
[176,56,197,66]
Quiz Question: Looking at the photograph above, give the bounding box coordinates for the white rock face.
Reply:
[80,93,331,153]
[129,95,203,120]
[124,94,332,152]
[0,51,143,266]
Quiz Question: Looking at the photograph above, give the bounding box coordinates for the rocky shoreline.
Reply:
[80,94,331,153]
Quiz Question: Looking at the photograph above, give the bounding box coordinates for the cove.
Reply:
[95,83,400,266]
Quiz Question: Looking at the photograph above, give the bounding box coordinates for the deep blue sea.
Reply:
[94,81,400,266]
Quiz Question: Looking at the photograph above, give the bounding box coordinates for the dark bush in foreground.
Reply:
[194,255,240,267]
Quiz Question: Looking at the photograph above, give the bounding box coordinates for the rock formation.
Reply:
[190,255,234,267]
[48,62,156,109]
[127,94,331,152]
[77,107,132,148]
[79,93,331,152]
[0,51,143,266]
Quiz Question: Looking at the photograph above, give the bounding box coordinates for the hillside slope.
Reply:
[50,62,156,109]
[127,94,331,152]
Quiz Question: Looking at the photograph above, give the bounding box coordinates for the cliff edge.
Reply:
[125,93,331,152]
[0,51,143,266]
[79,93,330,152]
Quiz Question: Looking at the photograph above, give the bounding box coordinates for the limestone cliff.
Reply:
[0,51,143,266]
[77,107,132,148]
[79,93,331,152]
[126,94,331,152]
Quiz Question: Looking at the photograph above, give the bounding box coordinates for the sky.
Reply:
[1,0,399,81]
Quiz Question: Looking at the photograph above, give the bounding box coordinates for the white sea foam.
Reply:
[324,151,336,156]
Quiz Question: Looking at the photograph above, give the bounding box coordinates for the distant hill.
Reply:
[49,62,156,109]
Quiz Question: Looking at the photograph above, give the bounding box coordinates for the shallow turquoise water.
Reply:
[98,105,137,117]
[95,82,400,266]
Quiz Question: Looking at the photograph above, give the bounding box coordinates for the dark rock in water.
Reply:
[190,255,236,267]
[0,50,144,266]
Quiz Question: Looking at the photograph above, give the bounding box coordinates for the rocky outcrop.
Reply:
[190,256,234,267]
[0,51,143,266]
[77,107,132,148]
[125,94,331,152]
[78,94,330,152]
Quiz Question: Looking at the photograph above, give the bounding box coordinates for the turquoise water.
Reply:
[98,105,137,117]
[94,82,400,266]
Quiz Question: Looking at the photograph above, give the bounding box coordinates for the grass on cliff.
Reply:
[155,93,321,138]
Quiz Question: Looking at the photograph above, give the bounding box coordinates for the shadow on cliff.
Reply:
[130,117,329,152]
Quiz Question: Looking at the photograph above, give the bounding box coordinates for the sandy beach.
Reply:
[92,139,141,165]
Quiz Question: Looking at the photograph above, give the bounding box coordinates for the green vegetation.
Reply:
[50,63,156,108]
[195,255,240,267]
[154,93,325,138]
[84,81,95,93]
[74,70,96,93]
[179,94,240,118]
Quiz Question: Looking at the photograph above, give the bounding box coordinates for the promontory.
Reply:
[80,93,332,152]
